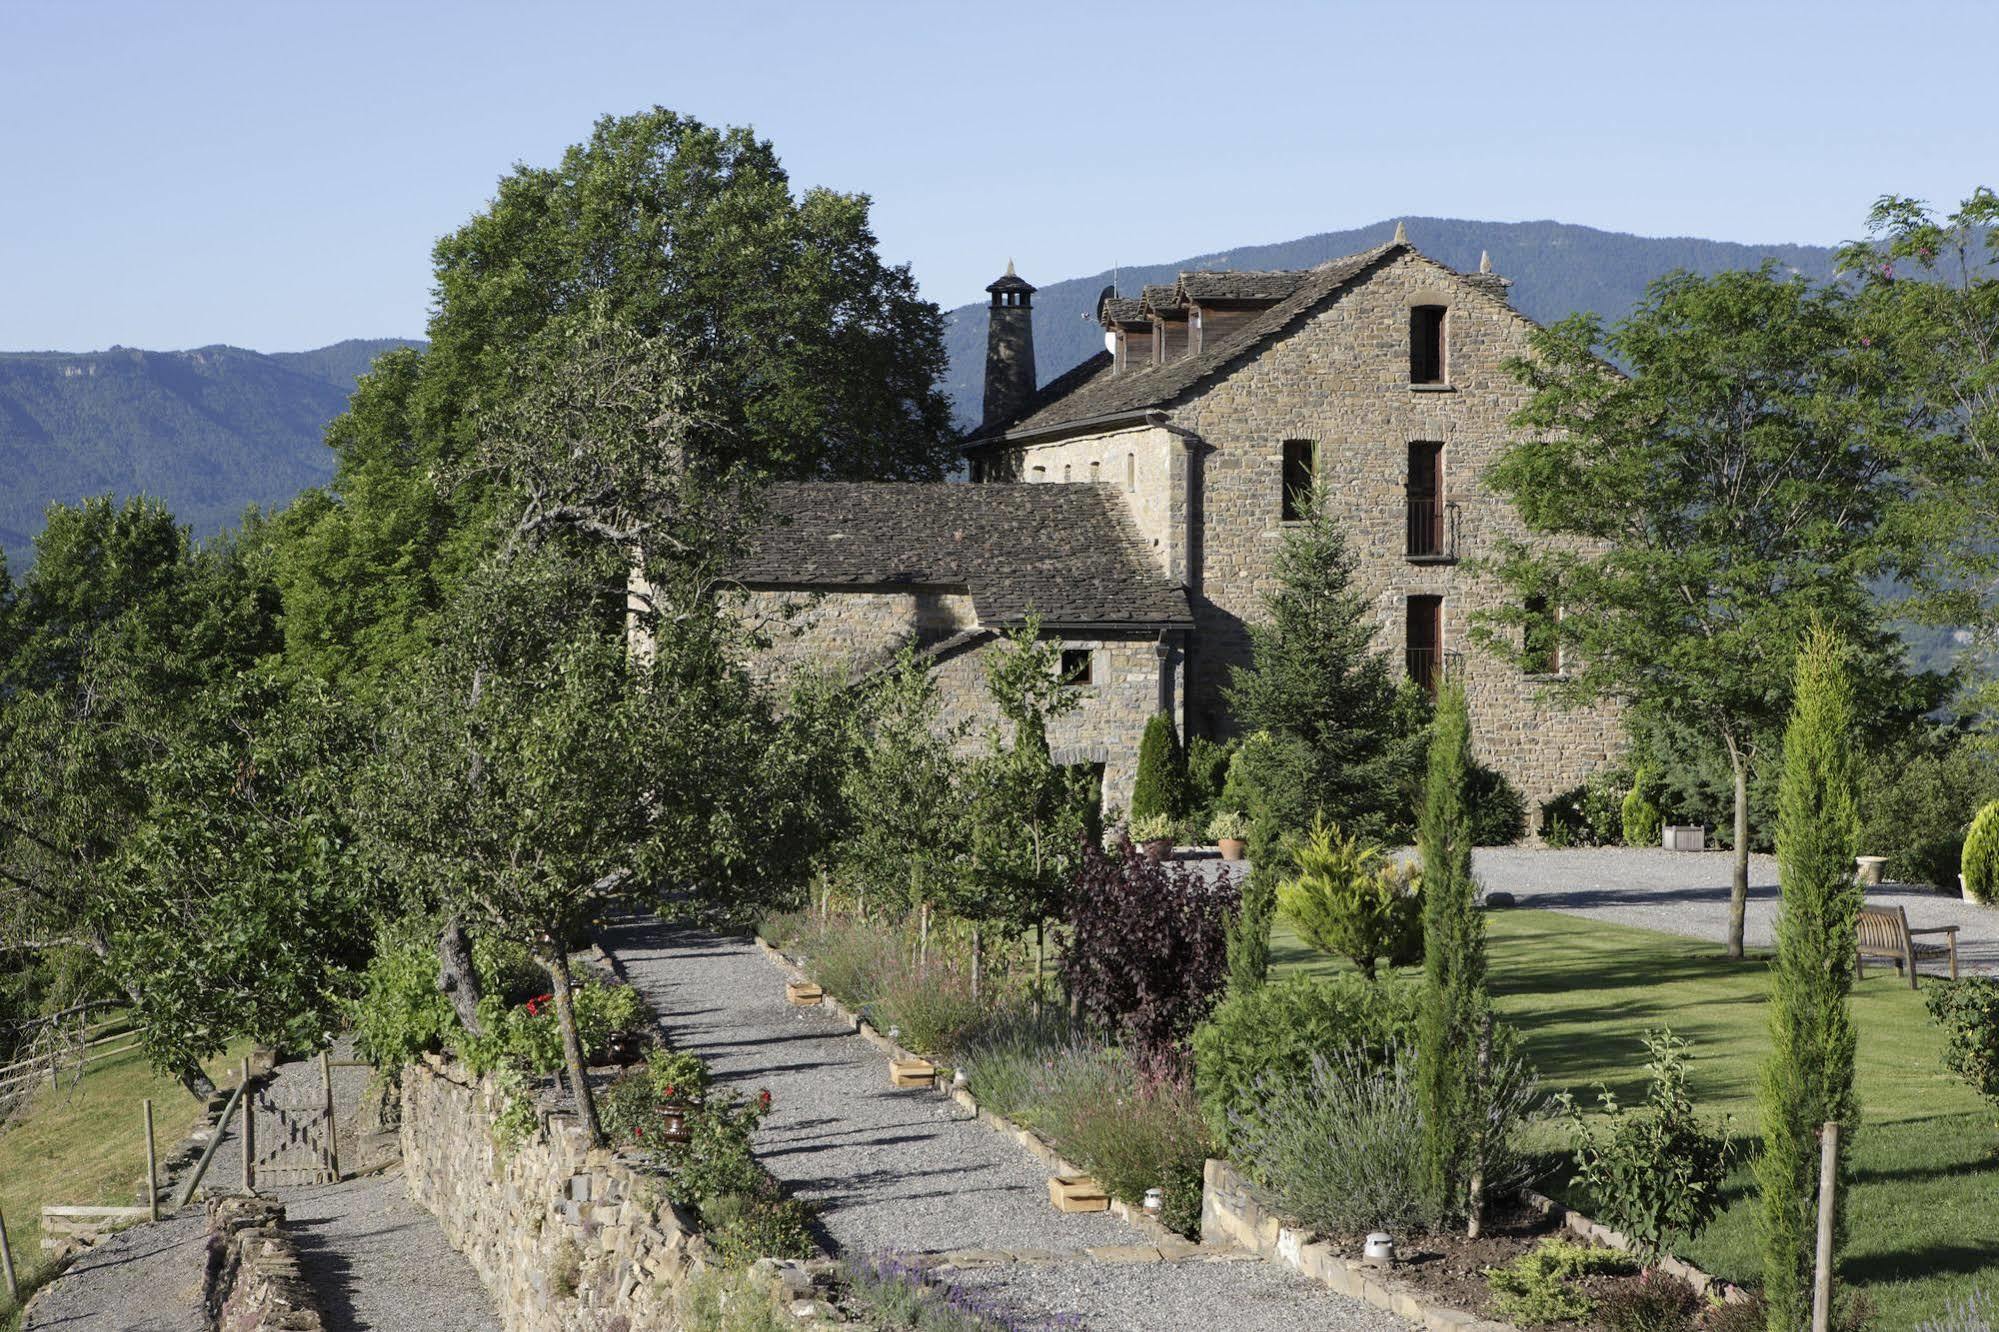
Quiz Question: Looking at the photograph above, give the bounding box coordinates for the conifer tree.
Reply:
[1756,623,1863,1330]
[1416,679,1492,1232]
[1129,712,1190,823]
[1223,801,1283,993]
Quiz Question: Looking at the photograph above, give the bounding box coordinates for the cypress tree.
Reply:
[1417,679,1490,1232]
[1756,623,1862,1330]
[1129,712,1190,823]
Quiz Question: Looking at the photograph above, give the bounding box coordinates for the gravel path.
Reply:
[604,919,1408,1329]
[954,1257,1415,1332]
[26,1043,499,1332]
[20,1212,209,1332]
[601,919,1135,1257]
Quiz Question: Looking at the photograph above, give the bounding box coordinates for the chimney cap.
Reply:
[986,260,1036,295]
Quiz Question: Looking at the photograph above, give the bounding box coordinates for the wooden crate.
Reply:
[785,981,824,1006]
[888,1057,936,1088]
[1047,1174,1109,1213]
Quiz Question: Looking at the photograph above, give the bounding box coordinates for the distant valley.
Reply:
[0,217,1847,567]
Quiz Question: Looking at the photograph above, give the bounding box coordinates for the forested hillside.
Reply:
[940,216,1839,425]
[0,337,419,565]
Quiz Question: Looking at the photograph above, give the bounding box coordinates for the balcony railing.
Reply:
[1406,498,1460,561]
[1404,647,1465,696]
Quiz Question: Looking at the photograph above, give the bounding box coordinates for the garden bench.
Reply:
[1854,905,1958,989]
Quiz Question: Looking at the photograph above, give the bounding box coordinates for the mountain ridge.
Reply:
[1,217,1851,566]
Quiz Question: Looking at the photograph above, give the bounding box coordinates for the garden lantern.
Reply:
[1363,1232,1395,1265]
[1143,1188,1163,1216]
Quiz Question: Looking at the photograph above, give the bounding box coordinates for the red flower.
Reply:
[523,992,554,1016]
[757,1090,773,1111]
[661,1085,678,1100]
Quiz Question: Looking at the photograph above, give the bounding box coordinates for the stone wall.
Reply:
[926,631,1173,814]
[1000,422,1186,584]
[400,1056,712,1332]
[1004,251,1623,813]
[203,1195,326,1332]
[728,587,979,681]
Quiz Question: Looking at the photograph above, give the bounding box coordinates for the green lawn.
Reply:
[0,1042,244,1330]
[1272,908,1997,1328]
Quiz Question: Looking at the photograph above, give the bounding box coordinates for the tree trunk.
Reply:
[1729,753,1751,961]
[1467,1013,1492,1239]
[437,917,486,1036]
[918,901,930,977]
[971,924,982,1003]
[1034,921,1045,1012]
[542,947,603,1146]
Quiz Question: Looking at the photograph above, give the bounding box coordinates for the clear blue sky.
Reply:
[4,0,1993,353]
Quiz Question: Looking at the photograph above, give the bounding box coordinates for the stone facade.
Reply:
[730,587,979,679]
[400,1056,712,1332]
[991,247,1621,811]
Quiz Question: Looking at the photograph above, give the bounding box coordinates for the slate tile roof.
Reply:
[966,241,1400,447]
[1100,296,1148,327]
[1140,284,1184,315]
[1177,270,1309,303]
[735,481,1191,627]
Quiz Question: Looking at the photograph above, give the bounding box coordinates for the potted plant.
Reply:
[1131,812,1175,861]
[1208,810,1250,861]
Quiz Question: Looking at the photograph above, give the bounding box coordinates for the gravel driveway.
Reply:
[601,920,1410,1331]
[20,1211,209,1332]
[1471,846,1999,972]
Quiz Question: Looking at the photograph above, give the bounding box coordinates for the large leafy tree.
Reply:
[0,498,302,1093]
[1478,266,1944,959]
[1838,190,1999,665]
[361,315,838,1141]
[277,108,956,693]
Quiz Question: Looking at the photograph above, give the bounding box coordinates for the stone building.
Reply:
[728,230,1621,816]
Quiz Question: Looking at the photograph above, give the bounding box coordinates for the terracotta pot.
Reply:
[1143,838,1173,861]
[1218,838,1247,862]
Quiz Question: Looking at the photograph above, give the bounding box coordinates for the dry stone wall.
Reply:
[400,1056,712,1332]
[203,1195,326,1332]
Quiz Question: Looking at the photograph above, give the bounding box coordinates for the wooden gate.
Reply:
[250,1092,337,1187]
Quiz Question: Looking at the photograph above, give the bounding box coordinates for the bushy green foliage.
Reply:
[1541,772,1634,848]
[1561,1030,1732,1258]
[1227,1044,1435,1233]
[1860,737,1999,889]
[1924,978,1999,1115]
[676,1267,795,1332]
[1484,1239,1636,1326]
[1191,973,1422,1149]
[958,1009,1091,1120]
[1963,800,1999,904]
[1467,761,1528,846]
[1128,811,1175,844]
[1186,735,1237,823]
[1277,819,1421,979]
[347,922,458,1073]
[1017,1046,1211,1237]
[455,983,644,1077]
[863,960,988,1058]
[1621,767,1664,848]
[1205,809,1250,842]
[1129,712,1190,823]
[1758,623,1863,1331]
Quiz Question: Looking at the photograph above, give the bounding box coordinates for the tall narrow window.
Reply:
[1406,595,1443,694]
[1523,594,1560,675]
[1410,305,1447,384]
[1406,441,1444,557]
[1090,459,1101,483]
[1063,463,1072,482]
[1126,453,1136,492]
[1281,439,1316,521]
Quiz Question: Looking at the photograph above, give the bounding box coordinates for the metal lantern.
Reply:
[1363,1232,1396,1265]
[1143,1187,1164,1215]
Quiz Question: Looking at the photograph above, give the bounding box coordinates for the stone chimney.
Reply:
[983,261,1037,428]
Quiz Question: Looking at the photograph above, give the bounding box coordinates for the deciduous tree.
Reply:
[1478,266,1943,959]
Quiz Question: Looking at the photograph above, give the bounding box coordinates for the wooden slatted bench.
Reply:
[1855,905,1959,989]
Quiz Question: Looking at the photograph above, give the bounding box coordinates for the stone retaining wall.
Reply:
[203,1195,325,1332]
[400,1055,713,1331]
